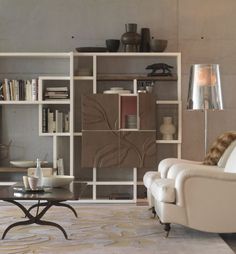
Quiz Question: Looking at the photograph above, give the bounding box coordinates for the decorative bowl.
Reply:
[150,39,168,52]
[106,39,120,52]
[10,160,48,168]
[42,175,74,188]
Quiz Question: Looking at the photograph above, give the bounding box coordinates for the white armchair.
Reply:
[143,131,236,237]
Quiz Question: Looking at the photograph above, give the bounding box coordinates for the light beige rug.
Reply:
[0,205,233,254]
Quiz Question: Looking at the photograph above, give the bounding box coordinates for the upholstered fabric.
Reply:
[152,168,236,233]
[150,178,175,203]
[158,158,201,178]
[143,158,201,207]
[167,163,222,179]
[218,140,236,168]
[203,131,236,165]
[224,145,236,173]
[143,171,161,188]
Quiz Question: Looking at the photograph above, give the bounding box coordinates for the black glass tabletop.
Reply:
[0,182,87,201]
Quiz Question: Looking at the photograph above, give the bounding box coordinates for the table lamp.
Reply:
[187,64,223,155]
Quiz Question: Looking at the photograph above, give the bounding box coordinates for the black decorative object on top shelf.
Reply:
[140,28,151,52]
[106,39,120,52]
[121,23,141,52]
[146,63,173,76]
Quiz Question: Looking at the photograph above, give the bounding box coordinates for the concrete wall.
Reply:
[0,0,236,162]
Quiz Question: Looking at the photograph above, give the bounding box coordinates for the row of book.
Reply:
[0,79,38,101]
[42,108,70,133]
[44,86,69,100]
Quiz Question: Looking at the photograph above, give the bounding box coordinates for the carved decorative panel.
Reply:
[119,131,156,168]
[82,131,119,168]
[82,94,119,130]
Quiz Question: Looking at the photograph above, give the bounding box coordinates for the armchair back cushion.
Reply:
[224,145,236,173]
[203,131,236,165]
[218,140,236,168]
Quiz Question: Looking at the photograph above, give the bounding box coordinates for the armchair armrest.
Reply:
[158,158,202,178]
[167,163,223,179]
[175,168,236,207]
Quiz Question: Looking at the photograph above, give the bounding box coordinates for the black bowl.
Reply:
[106,39,120,52]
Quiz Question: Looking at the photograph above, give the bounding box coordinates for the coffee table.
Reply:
[0,182,86,240]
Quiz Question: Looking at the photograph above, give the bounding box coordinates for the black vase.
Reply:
[121,23,141,52]
[140,28,151,52]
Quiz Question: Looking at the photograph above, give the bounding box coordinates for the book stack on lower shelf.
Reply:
[42,108,70,134]
[0,79,38,101]
[44,86,69,100]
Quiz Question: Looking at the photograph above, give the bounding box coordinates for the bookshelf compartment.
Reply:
[39,78,70,102]
[120,95,138,130]
[41,104,70,135]
[0,78,38,102]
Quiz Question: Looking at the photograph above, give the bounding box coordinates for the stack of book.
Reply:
[42,108,70,133]
[44,87,69,100]
[0,79,38,101]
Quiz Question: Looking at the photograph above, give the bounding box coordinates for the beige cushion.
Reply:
[203,131,236,165]
[224,146,236,173]
[143,171,160,188]
[218,140,236,168]
[150,178,175,203]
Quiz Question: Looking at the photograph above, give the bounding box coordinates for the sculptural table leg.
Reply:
[2,199,69,240]
[26,201,77,218]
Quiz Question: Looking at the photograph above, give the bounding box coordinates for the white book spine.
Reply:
[26,80,32,101]
[56,110,63,133]
[15,80,19,101]
[4,79,10,101]
[48,110,55,133]
[32,79,37,101]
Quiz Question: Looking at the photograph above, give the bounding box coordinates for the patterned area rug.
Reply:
[0,205,233,254]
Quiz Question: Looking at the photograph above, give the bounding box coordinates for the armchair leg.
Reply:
[164,223,171,238]
[151,207,156,218]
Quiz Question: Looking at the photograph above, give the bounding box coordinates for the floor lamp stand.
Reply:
[204,109,208,156]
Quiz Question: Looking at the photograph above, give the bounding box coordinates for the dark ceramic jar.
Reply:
[121,24,141,52]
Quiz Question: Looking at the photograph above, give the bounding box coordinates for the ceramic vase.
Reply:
[160,116,176,140]
[121,23,141,52]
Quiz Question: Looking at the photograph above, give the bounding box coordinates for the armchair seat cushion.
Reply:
[143,171,161,188]
[150,178,175,203]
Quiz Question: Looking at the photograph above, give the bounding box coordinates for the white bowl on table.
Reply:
[42,175,74,188]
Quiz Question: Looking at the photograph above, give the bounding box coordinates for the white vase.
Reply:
[160,117,176,140]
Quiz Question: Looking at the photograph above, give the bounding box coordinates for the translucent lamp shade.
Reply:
[187,64,223,110]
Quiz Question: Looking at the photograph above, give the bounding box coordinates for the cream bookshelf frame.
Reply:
[0,52,182,203]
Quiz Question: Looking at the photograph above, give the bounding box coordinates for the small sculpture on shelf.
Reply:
[146,63,173,76]
[160,117,176,140]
